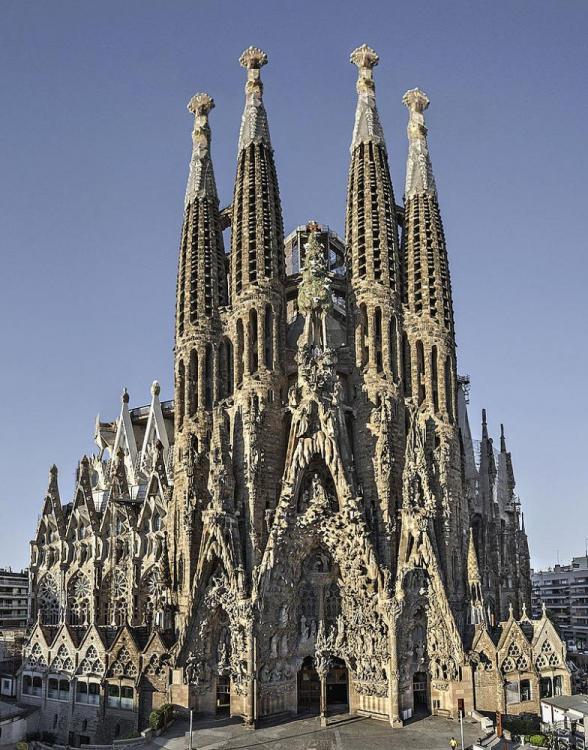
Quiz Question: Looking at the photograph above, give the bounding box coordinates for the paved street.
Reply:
[147,713,488,750]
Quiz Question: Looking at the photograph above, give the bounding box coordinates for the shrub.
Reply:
[148,704,174,731]
[529,735,547,747]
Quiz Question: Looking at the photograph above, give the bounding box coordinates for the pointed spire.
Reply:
[350,44,385,150]
[345,45,400,295]
[482,408,488,440]
[500,423,507,453]
[230,46,284,296]
[185,92,218,207]
[47,464,59,499]
[403,88,437,199]
[467,528,482,583]
[238,47,271,151]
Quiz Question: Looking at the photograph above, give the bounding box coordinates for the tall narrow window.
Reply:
[264,304,273,370]
[431,345,439,412]
[226,338,234,396]
[389,316,398,380]
[177,360,185,428]
[204,344,213,409]
[219,339,233,400]
[416,340,426,405]
[188,350,198,416]
[444,355,454,423]
[374,307,383,373]
[236,319,244,386]
[358,303,368,368]
[403,333,412,397]
[249,309,258,374]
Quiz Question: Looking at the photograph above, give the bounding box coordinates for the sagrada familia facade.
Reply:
[18,46,570,743]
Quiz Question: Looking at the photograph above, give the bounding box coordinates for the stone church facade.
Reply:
[17,46,570,743]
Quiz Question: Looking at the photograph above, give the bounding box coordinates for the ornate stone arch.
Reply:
[51,644,74,673]
[78,644,104,676]
[37,573,60,625]
[67,572,91,626]
[139,566,163,626]
[100,568,129,626]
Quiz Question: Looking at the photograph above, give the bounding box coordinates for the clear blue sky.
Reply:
[1,1,586,571]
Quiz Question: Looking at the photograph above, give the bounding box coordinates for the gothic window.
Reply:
[67,573,91,626]
[177,360,185,429]
[249,309,258,374]
[51,645,74,674]
[101,570,129,626]
[416,340,426,405]
[78,646,103,676]
[235,319,244,386]
[389,316,398,380]
[264,304,273,370]
[219,338,233,399]
[301,585,318,621]
[444,355,454,422]
[501,657,515,673]
[188,350,198,416]
[371,307,382,372]
[431,345,439,412]
[204,344,214,409]
[402,333,412,396]
[324,582,341,624]
[28,643,47,668]
[109,646,137,679]
[141,568,163,626]
[38,574,60,625]
[358,304,368,368]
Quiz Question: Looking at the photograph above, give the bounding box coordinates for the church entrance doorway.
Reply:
[215,675,230,715]
[326,657,348,712]
[412,671,429,714]
[297,656,320,713]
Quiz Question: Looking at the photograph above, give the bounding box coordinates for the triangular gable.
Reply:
[496,616,531,652]
[78,623,108,651]
[112,390,138,483]
[139,382,170,474]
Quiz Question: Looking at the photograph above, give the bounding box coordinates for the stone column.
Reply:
[388,603,403,727]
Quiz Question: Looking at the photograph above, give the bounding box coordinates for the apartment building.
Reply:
[0,568,29,631]
[533,556,588,651]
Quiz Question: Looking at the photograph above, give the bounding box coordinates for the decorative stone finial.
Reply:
[239,46,268,70]
[500,423,507,453]
[508,601,514,618]
[349,45,385,150]
[185,92,218,206]
[238,47,271,150]
[350,44,379,94]
[403,88,430,116]
[151,380,161,397]
[403,88,437,198]
[306,220,321,233]
[188,92,214,118]
[122,388,129,404]
[49,464,58,478]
